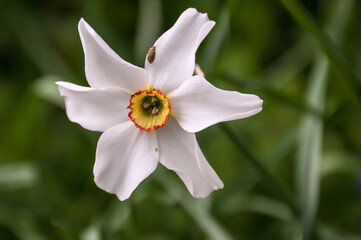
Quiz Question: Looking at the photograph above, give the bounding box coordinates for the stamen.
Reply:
[142,102,151,109]
[142,96,161,115]
[151,107,159,115]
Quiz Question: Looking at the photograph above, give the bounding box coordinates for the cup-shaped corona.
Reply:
[128,89,171,131]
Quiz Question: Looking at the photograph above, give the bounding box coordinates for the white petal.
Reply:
[145,8,215,93]
[94,121,159,201]
[169,76,263,133]
[56,81,129,132]
[157,117,223,198]
[79,19,148,93]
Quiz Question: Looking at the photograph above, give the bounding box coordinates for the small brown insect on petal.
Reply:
[155,147,158,152]
[147,46,156,64]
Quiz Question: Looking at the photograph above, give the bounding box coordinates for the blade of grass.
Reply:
[297,58,325,240]
[0,205,47,240]
[261,35,315,88]
[81,200,131,239]
[201,5,230,70]
[324,103,361,156]
[221,194,293,222]
[0,162,38,191]
[220,126,297,202]
[204,3,323,125]
[219,123,300,217]
[155,167,233,240]
[296,0,354,239]
[81,226,101,240]
[279,0,361,107]
[2,2,76,81]
[321,150,361,177]
[316,223,361,240]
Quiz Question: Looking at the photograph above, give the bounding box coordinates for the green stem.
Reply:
[219,123,300,217]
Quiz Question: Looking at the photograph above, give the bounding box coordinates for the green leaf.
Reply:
[200,6,229,70]
[81,200,131,239]
[221,194,293,222]
[321,150,361,176]
[0,206,46,240]
[316,224,361,240]
[155,167,233,240]
[81,226,102,240]
[279,0,361,107]
[0,162,38,191]
[3,2,76,80]
[220,123,299,216]
[261,35,315,88]
[220,126,297,203]
[296,1,354,239]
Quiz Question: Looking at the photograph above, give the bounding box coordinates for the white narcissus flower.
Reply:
[57,8,263,201]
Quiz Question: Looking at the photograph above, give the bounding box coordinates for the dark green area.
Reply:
[142,95,161,115]
[0,0,360,239]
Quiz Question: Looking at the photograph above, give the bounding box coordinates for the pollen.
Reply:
[128,89,171,131]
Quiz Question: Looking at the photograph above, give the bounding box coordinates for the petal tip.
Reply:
[185,7,197,14]
[55,81,66,87]
[191,185,223,198]
[183,8,211,21]
[54,81,74,90]
[78,18,94,36]
[78,18,86,30]
[257,97,264,109]
[93,175,130,201]
[249,94,264,110]
[55,81,67,95]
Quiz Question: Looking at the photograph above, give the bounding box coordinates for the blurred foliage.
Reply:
[1,0,361,239]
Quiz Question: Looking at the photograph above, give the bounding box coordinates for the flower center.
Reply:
[128,89,171,132]
[142,96,160,115]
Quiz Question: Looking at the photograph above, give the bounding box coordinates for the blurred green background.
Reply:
[1,0,361,239]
